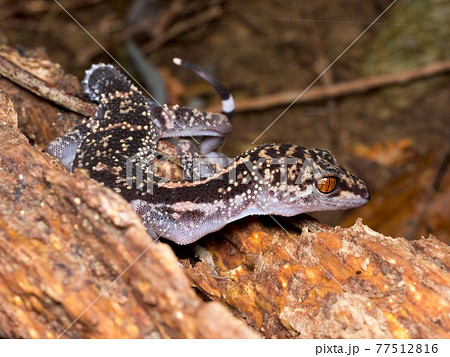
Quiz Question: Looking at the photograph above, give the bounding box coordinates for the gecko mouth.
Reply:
[321,196,370,209]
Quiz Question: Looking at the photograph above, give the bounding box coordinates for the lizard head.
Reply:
[243,144,370,216]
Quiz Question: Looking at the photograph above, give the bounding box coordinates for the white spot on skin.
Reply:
[48,64,370,246]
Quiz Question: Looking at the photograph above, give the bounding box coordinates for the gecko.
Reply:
[47,60,370,245]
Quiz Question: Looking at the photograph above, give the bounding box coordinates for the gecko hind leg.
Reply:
[46,120,97,172]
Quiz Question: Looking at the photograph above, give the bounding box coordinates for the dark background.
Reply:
[1,0,448,243]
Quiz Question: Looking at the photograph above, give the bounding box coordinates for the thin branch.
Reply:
[208,61,450,113]
[0,46,97,117]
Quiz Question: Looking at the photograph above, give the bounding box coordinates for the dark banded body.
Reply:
[47,63,369,245]
[129,143,369,243]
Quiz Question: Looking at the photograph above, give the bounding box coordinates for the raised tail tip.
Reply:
[172,57,182,66]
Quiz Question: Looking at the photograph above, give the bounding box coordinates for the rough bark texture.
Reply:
[0,44,449,339]
[0,91,257,338]
[0,44,96,118]
[181,216,450,338]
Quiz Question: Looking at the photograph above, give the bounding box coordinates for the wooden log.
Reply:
[0,90,257,338]
[0,44,97,118]
[0,44,448,338]
[182,216,450,338]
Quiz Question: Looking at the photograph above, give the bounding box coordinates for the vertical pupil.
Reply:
[317,177,336,193]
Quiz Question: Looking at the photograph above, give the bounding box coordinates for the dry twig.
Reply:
[207,61,450,113]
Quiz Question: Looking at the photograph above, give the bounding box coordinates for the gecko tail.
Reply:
[173,58,234,121]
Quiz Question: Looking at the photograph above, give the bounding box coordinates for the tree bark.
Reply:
[182,216,450,338]
[0,90,257,338]
[0,44,448,338]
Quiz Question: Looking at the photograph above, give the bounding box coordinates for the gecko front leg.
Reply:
[46,62,370,246]
[176,140,218,181]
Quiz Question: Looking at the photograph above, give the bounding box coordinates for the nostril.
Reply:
[362,189,371,201]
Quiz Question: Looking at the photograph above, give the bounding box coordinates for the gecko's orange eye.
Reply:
[316,176,338,194]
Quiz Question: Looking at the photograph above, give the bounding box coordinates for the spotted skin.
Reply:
[47,64,231,172]
[127,143,370,243]
[47,63,370,245]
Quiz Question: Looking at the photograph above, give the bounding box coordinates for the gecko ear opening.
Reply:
[269,190,277,201]
[316,176,338,194]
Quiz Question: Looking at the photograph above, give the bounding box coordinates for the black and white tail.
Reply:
[172,58,234,121]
